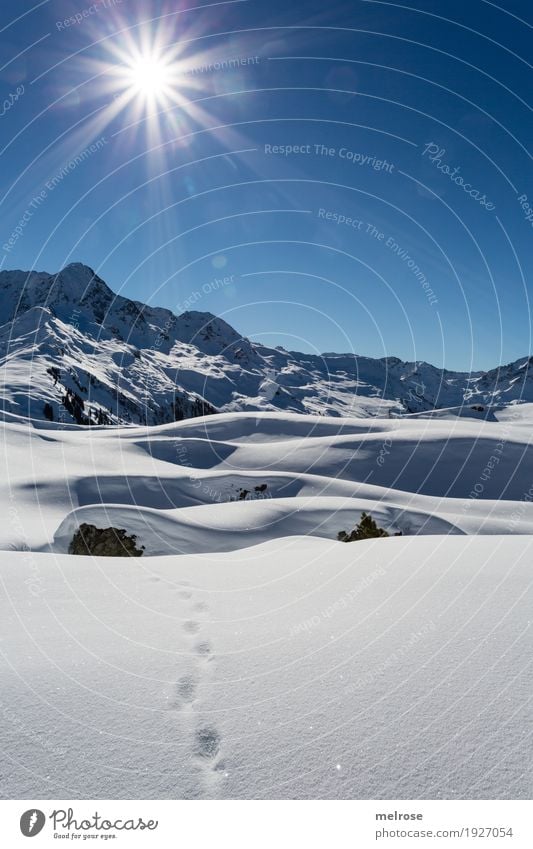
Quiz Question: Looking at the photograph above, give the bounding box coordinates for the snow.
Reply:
[0,265,532,799]
[0,535,531,799]
[2,408,533,553]
[2,263,533,426]
[0,409,532,798]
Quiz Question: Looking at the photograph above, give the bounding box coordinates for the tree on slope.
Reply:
[337,512,389,542]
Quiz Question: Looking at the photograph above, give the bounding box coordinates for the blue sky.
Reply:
[0,0,531,370]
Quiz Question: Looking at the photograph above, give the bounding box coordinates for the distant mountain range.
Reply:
[0,263,531,426]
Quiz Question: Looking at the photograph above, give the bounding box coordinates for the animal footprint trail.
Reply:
[170,584,224,796]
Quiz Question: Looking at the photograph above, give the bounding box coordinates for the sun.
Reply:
[124,53,174,102]
[98,25,188,119]
[79,21,236,150]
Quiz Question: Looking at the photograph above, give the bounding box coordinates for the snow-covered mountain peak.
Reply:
[53,263,111,302]
[177,310,234,340]
[0,262,114,328]
[174,310,259,363]
[61,261,95,274]
[0,262,532,427]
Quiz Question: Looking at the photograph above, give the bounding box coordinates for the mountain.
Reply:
[0,263,531,426]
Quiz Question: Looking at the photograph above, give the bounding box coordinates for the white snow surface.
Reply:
[0,409,532,798]
[1,536,531,799]
[2,408,533,553]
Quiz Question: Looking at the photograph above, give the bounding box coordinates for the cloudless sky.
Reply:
[0,0,531,369]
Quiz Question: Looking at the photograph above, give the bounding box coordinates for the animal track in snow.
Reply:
[176,674,197,703]
[183,620,201,634]
[194,726,221,760]
[195,640,213,658]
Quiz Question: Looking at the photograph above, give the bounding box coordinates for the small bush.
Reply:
[228,484,269,502]
[337,511,389,542]
[68,523,145,557]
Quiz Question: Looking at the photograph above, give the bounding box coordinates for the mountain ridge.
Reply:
[0,263,531,426]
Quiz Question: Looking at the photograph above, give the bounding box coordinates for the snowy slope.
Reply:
[1,406,532,799]
[1,535,531,799]
[2,409,533,554]
[1,264,533,426]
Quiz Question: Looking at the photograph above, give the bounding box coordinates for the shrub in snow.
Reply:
[337,511,389,542]
[229,483,269,501]
[68,523,145,557]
